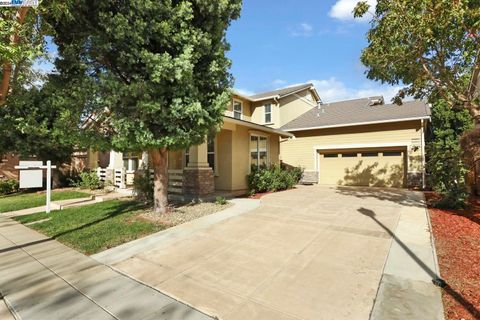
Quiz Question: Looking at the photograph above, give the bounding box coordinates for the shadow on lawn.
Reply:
[0,201,145,254]
[358,207,480,319]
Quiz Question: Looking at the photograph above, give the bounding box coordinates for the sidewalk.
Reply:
[0,216,211,320]
[370,192,445,319]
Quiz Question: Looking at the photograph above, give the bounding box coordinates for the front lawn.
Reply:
[14,199,230,255]
[0,190,90,213]
[426,193,480,320]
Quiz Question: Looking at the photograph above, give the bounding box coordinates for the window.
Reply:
[207,136,215,171]
[250,135,268,167]
[123,156,139,172]
[233,100,243,120]
[324,153,338,158]
[264,104,272,123]
[341,153,358,158]
[383,151,402,157]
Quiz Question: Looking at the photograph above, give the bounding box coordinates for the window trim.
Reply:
[264,103,272,124]
[249,133,270,170]
[233,99,243,120]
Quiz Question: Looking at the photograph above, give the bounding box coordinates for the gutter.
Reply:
[283,116,431,132]
[223,116,294,138]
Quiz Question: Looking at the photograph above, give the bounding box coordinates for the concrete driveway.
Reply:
[100,185,441,320]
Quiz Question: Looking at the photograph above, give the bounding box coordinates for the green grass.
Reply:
[13,200,166,255]
[0,190,90,213]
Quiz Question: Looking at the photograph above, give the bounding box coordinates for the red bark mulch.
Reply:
[426,192,480,320]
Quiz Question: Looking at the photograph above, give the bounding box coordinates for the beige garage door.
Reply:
[319,149,406,188]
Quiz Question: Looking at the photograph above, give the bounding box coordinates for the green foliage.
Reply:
[0,190,89,213]
[70,171,103,190]
[355,0,480,112]
[133,168,154,202]
[0,179,19,195]
[215,196,227,205]
[247,165,303,194]
[45,0,242,152]
[427,100,474,208]
[13,200,164,255]
[0,82,84,164]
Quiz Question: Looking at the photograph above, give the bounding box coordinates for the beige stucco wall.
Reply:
[230,125,280,191]
[214,129,233,190]
[250,98,278,127]
[249,89,317,129]
[280,120,424,174]
[278,90,316,128]
[164,125,281,192]
[226,95,252,121]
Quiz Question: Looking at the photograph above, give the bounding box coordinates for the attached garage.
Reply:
[318,148,407,188]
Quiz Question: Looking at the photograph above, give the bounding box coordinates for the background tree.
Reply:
[45,0,242,213]
[354,0,480,120]
[0,2,68,106]
[427,99,473,208]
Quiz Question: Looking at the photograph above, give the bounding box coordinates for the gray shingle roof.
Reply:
[249,83,313,100]
[281,98,430,131]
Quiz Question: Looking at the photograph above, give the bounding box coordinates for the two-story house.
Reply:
[89,84,319,198]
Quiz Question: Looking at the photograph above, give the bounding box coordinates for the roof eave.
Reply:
[283,116,431,132]
[223,116,294,138]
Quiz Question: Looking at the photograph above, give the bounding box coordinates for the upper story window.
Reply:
[233,100,243,119]
[264,104,272,123]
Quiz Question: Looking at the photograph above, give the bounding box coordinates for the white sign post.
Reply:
[15,161,57,213]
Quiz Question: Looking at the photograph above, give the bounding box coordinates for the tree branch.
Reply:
[0,7,29,107]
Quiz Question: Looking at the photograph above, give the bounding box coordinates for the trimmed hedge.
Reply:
[247,164,303,194]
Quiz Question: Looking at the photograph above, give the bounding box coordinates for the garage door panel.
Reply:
[319,151,405,188]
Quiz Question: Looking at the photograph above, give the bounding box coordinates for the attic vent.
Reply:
[369,97,384,106]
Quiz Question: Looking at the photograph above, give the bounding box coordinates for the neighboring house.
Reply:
[91,84,319,198]
[280,97,430,188]
[0,153,20,180]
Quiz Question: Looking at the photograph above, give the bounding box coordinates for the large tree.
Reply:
[46,0,242,213]
[354,0,480,120]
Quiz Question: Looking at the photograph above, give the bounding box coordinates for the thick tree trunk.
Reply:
[150,148,169,214]
[0,7,29,106]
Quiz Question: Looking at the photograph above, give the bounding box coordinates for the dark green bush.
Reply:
[426,100,473,209]
[247,164,303,194]
[0,179,19,195]
[70,171,103,190]
[133,168,154,202]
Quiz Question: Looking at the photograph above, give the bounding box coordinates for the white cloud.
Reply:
[234,88,254,96]
[272,79,287,87]
[308,77,403,103]
[329,0,376,22]
[290,23,314,37]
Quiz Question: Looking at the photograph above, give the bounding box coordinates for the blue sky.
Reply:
[36,0,399,103]
[227,0,400,102]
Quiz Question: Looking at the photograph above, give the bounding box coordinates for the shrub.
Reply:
[215,196,227,205]
[426,100,473,209]
[133,168,154,202]
[0,179,19,195]
[70,171,103,190]
[247,164,303,194]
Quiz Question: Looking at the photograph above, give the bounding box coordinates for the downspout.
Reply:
[421,119,426,189]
